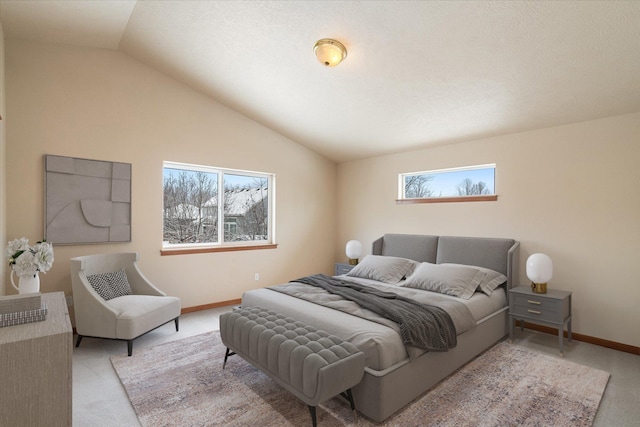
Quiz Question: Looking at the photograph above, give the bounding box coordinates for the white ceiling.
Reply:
[1,1,639,162]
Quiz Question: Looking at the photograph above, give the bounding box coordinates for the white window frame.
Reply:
[398,163,497,203]
[162,161,276,251]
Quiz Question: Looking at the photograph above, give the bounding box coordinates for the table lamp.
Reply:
[526,253,553,294]
[345,240,363,265]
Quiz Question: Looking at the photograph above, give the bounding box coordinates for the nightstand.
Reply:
[334,263,354,275]
[508,285,572,355]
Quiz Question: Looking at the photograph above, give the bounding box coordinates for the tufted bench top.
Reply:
[220,306,365,413]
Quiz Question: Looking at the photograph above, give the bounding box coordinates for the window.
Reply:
[162,161,275,253]
[224,218,237,238]
[398,164,497,203]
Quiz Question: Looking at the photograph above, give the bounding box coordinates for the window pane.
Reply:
[163,168,218,244]
[223,174,269,242]
[402,165,495,199]
[163,162,274,248]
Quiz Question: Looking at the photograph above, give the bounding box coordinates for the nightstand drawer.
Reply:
[510,290,570,323]
[511,302,560,321]
[335,263,354,275]
[512,294,562,317]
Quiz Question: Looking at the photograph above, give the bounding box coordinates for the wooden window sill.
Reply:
[161,243,278,256]
[396,195,498,204]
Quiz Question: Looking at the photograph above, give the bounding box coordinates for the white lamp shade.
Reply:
[345,240,363,259]
[526,253,553,283]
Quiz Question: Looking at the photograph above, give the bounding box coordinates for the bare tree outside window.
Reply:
[404,174,435,198]
[399,165,495,200]
[163,170,217,244]
[163,163,274,247]
[456,178,491,196]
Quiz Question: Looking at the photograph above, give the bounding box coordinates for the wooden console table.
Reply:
[0,292,72,426]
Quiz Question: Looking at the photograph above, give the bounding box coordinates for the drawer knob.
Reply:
[527,300,541,305]
[527,309,541,315]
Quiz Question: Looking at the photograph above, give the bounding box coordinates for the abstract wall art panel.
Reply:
[44,155,132,244]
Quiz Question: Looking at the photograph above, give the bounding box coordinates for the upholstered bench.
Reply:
[219,306,365,427]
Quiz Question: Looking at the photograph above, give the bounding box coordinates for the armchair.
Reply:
[70,252,181,356]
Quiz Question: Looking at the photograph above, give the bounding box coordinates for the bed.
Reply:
[241,234,520,422]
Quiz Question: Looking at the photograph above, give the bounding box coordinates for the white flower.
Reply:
[5,238,54,276]
[13,250,38,277]
[5,238,29,260]
[33,242,54,273]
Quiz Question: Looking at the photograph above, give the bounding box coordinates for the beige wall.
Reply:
[0,22,6,296]
[5,39,638,349]
[4,40,336,310]
[337,113,640,348]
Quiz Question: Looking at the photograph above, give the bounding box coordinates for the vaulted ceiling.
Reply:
[1,1,639,162]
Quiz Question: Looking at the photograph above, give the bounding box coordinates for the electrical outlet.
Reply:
[255,273,260,281]
[66,296,73,307]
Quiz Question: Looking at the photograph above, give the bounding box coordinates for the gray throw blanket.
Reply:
[293,274,457,351]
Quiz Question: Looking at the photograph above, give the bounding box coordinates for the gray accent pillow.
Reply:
[441,263,507,296]
[402,262,484,299]
[346,255,416,285]
[109,269,133,298]
[86,272,116,300]
[86,269,132,300]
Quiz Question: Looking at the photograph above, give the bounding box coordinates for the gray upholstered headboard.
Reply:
[372,234,520,289]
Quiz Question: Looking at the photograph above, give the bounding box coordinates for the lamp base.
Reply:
[348,258,359,266]
[531,282,547,294]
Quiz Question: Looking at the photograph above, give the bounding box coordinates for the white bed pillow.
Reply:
[346,255,416,285]
[402,262,484,299]
[440,263,507,296]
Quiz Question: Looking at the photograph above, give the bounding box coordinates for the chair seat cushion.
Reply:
[108,295,181,340]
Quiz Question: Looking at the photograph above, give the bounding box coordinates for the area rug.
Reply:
[111,332,609,426]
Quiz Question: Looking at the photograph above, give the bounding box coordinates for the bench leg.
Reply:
[340,388,358,422]
[75,335,83,348]
[174,317,179,331]
[308,405,317,427]
[127,340,133,357]
[346,388,355,410]
[223,347,236,369]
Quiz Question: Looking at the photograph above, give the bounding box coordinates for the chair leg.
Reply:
[174,317,179,331]
[127,340,133,357]
[75,335,83,348]
[308,405,317,427]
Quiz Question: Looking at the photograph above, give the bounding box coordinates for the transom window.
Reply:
[162,161,275,250]
[398,164,496,203]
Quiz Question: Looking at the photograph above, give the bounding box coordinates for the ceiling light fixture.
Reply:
[313,39,347,67]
